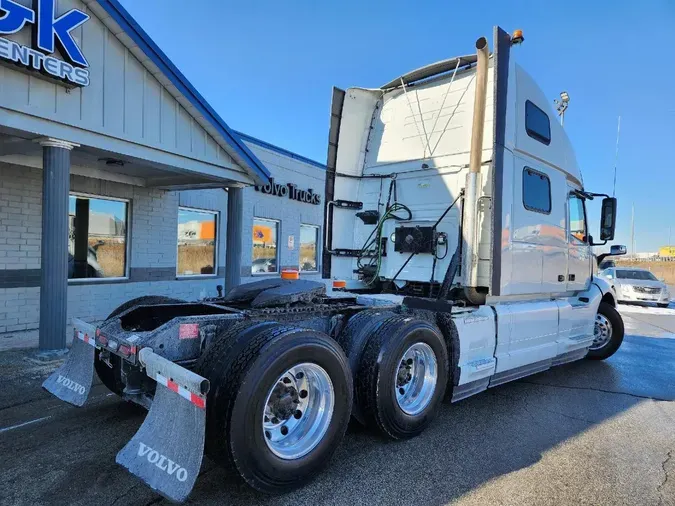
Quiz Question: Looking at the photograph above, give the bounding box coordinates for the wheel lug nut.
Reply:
[406,358,413,365]
[265,431,271,439]
[293,398,300,403]
[399,387,405,395]
[280,426,289,436]
[271,417,279,424]
[282,377,291,384]
[296,372,304,379]
[299,389,308,399]
[294,410,302,419]
[406,373,412,381]
[264,415,269,423]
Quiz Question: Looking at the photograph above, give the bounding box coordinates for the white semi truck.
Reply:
[44,27,627,502]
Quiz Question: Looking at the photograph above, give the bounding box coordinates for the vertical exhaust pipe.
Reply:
[463,36,489,304]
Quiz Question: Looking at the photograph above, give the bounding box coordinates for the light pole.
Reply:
[554,91,570,126]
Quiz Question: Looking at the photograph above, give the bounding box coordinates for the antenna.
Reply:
[612,116,621,197]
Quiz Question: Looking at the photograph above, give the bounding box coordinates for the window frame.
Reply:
[176,206,220,278]
[525,100,551,146]
[567,192,588,245]
[67,192,131,283]
[522,167,552,215]
[299,224,320,273]
[252,217,280,276]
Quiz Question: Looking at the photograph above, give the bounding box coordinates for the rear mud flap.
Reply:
[116,348,209,503]
[42,326,96,407]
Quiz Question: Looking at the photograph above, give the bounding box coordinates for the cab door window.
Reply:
[568,194,587,243]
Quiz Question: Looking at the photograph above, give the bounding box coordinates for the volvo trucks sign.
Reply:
[0,0,90,86]
[254,177,321,205]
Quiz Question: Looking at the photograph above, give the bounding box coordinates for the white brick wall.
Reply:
[0,164,42,270]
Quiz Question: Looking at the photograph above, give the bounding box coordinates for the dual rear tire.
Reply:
[197,322,353,493]
[345,315,449,440]
[197,313,449,493]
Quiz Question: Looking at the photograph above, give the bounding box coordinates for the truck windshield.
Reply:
[616,270,657,281]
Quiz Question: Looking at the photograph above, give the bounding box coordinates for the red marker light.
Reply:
[118,344,131,357]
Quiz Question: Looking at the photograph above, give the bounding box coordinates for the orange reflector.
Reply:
[332,280,347,289]
[281,269,299,280]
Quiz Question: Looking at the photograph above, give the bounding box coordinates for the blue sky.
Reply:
[119,0,675,252]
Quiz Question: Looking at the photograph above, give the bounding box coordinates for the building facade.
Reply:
[0,0,325,350]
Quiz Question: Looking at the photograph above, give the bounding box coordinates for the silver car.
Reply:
[600,267,671,308]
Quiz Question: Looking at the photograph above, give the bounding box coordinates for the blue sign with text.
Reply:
[0,0,90,86]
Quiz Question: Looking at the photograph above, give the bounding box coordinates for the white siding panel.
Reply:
[103,29,126,134]
[0,67,29,109]
[144,73,162,145]
[80,8,106,129]
[176,105,192,154]
[160,88,177,148]
[191,119,205,158]
[124,52,145,139]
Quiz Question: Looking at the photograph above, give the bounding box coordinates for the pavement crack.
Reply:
[111,482,141,506]
[491,389,596,424]
[519,381,671,402]
[658,450,673,496]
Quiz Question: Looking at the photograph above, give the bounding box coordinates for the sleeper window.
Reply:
[525,100,551,145]
[522,168,551,214]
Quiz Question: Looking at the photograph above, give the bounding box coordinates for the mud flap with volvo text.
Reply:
[42,319,210,502]
[116,348,209,502]
[42,318,97,406]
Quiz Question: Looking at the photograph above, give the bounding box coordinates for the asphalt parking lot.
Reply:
[1,305,674,506]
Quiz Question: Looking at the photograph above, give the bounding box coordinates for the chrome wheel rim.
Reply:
[262,363,334,460]
[591,314,613,350]
[394,342,438,415]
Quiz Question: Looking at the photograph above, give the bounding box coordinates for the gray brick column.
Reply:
[38,138,78,353]
[225,186,244,290]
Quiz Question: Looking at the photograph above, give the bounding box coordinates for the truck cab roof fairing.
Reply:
[381,54,478,90]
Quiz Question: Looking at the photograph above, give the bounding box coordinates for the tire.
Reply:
[95,296,184,396]
[356,315,448,440]
[198,324,353,493]
[587,301,625,360]
[336,309,394,424]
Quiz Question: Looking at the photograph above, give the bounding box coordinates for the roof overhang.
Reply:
[88,0,271,186]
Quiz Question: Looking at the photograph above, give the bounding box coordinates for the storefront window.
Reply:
[68,195,128,279]
[300,224,319,272]
[177,208,218,276]
[252,218,279,274]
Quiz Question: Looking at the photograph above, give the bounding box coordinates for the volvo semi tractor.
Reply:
[43,27,627,502]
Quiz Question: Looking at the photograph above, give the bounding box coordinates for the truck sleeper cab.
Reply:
[43,27,626,503]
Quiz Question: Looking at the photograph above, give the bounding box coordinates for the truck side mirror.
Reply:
[610,244,626,256]
[600,197,617,241]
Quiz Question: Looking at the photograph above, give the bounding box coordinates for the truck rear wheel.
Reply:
[95,296,184,396]
[356,315,448,440]
[336,309,394,423]
[198,324,353,493]
[587,301,625,360]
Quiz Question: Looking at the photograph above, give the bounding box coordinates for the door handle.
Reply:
[569,274,576,281]
[558,275,565,282]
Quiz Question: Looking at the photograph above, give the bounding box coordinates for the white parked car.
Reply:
[599,267,671,307]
